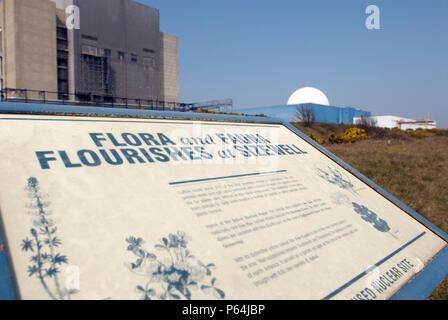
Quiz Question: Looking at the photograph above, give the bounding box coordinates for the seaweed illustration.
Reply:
[352,202,390,233]
[126,231,225,300]
[315,163,356,194]
[21,177,77,300]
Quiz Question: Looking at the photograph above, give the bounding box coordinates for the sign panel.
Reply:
[0,114,446,300]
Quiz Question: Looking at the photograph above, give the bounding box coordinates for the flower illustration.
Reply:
[201,278,226,299]
[21,177,77,300]
[126,231,225,300]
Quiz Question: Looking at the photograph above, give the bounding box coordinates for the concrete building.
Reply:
[354,115,437,130]
[161,33,179,104]
[238,87,371,124]
[239,103,371,125]
[0,0,179,105]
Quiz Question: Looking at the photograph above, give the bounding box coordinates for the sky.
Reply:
[138,0,448,127]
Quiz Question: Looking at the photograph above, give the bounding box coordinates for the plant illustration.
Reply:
[352,202,390,233]
[126,231,225,300]
[21,177,77,300]
[315,163,356,194]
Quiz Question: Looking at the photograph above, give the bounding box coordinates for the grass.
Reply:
[291,122,447,299]
[324,136,448,300]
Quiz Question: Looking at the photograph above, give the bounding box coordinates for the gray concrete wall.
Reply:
[1,0,58,99]
[161,32,180,104]
[0,0,178,103]
[72,0,163,101]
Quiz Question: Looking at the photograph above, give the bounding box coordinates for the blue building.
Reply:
[238,103,371,124]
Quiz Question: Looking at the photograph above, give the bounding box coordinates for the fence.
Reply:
[1,88,196,112]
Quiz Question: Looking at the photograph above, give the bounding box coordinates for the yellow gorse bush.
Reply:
[405,129,434,138]
[326,127,368,144]
[340,127,368,143]
[327,132,344,144]
[307,133,325,145]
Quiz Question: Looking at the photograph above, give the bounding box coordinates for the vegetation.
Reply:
[293,122,448,143]
[307,133,325,145]
[321,131,448,300]
[194,109,267,117]
[294,122,448,299]
[355,115,378,134]
[295,105,316,128]
[304,126,369,145]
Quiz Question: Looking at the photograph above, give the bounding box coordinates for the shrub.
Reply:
[405,129,434,138]
[308,133,325,145]
[327,132,344,144]
[327,128,368,144]
[194,109,267,117]
[356,115,378,134]
[428,128,446,136]
[296,105,316,128]
[340,127,368,143]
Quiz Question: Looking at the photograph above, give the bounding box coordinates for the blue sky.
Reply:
[138,0,448,127]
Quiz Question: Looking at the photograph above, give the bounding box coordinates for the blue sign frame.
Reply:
[0,101,447,300]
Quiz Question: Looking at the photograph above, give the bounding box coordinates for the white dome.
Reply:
[287,87,330,106]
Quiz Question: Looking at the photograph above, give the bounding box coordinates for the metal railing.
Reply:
[1,88,196,112]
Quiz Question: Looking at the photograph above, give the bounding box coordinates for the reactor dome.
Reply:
[287,87,330,106]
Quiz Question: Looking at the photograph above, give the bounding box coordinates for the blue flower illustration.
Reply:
[21,177,77,300]
[201,278,226,299]
[126,231,225,300]
[315,164,356,193]
[136,285,157,300]
[352,202,391,233]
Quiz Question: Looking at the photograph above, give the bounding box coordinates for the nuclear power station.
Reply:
[239,87,371,125]
[239,87,437,129]
[0,0,179,107]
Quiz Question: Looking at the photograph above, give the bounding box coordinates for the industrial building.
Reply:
[240,103,371,124]
[0,0,179,106]
[239,87,371,124]
[354,115,437,130]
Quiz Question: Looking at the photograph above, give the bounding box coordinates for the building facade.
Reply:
[0,0,179,105]
[354,115,437,130]
[238,103,371,125]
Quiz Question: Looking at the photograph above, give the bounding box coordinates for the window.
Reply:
[118,51,125,61]
[57,39,68,51]
[81,45,99,56]
[57,58,68,68]
[57,51,68,60]
[82,34,98,42]
[131,54,138,63]
[143,57,155,67]
[143,48,155,54]
[58,68,68,79]
[57,27,67,40]
[103,49,111,57]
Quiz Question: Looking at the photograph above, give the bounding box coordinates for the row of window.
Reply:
[57,27,69,96]
[81,45,155,67]
[57,27,68,40]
